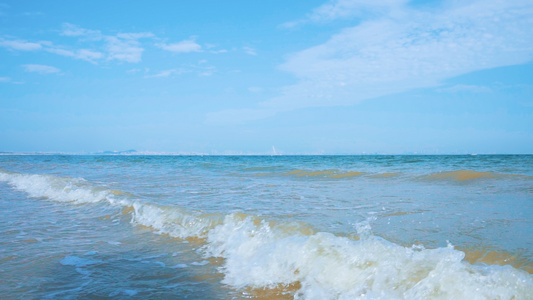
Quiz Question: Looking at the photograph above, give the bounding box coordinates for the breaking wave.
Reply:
[1,169,532,299]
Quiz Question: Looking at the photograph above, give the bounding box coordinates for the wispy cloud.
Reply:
[2,24,150,64]
[211,0,533,123]
[116,32,154,39]
[77,49,104,61]
[60,23,153,63]
[126,68,142,74]
[145,69,182,78]
[0,76,23,84]
[281,0,407,28]
[0,38,42,51]
[61,23,102,39]
[22,64,61,74]
[210,49,228,54]
[308,0,406,23]
[190,62,216,76]
[3,23,219,66]
[243,46,257,56]
[45,47,103,63]
[205,43,227,54]
[438,84,493,94]
[144,61,217,78]
[157,39,202,53]
[105,36,144,63]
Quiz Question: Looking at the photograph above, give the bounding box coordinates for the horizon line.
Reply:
[1,151,532,156]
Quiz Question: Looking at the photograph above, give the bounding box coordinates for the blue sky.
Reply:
[0,0,532,154]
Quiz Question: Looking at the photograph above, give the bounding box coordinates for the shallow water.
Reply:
[0,155,531,299]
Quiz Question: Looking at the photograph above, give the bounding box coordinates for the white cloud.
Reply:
[126,68,141,74]
[198,71,213,76]
[0,39,42,51]
[243,46,257,56]
[61,23,102,39]
[190,63,216,76]
[22,64,60,74]
[116,32,154,39]
[281,0,407,28]
[143,62,216,78]
[205,43,227,54]
[145,69,181,78]
[60,23,154,63]
[45,47,74,57]
[2,24,144,63]
[76,49,104,61]
[4,23,214,66]
[211,0,533,123]
[308,0,407,23]
[106,36,144,63]
[0,76,23,84]
[46,47,103,62]
[158,39,202,53]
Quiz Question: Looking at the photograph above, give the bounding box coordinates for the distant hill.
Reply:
[96,149,137,155]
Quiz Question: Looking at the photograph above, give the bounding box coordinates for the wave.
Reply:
[284,169,365,178]
[422,170,532,181]
[129,203,223,239]
[206,220,532,299]
[369,172,401,178]
[1,169,532,299]
[0,169,118,204]
[251,168,531,182]
[460,248,533,274]
[250,169,367,179]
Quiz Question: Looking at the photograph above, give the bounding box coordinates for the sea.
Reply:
[0,154,531,299]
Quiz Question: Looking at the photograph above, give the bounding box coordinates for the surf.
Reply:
[1,168,531,299]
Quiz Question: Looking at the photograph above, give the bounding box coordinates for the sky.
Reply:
[0,0,532,154]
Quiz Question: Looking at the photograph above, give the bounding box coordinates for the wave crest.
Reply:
[204,215,532,298]
[1,169,532,299]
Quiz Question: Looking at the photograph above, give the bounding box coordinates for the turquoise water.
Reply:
[0,155,532,299]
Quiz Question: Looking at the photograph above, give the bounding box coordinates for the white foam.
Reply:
[191,260,209,266]
[0,170,115,204]
[154,261,166,267]
[130,202,222,239]
[3,169,532,299]
[204,215,533,299]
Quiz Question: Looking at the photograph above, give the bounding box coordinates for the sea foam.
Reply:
[0,170,113,204]
[204,214,532,299]
[1,169,532,299]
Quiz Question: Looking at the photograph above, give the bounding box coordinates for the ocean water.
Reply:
[0,155,531,299]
